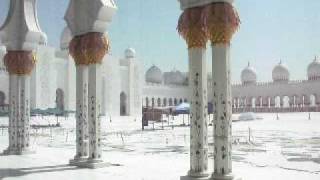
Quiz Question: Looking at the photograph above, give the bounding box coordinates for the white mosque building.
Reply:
[0,27,143,117]
[144,60,320,113]
[0,27,320,116]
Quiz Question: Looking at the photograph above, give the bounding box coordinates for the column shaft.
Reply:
[8,75,18,152]
[17,75,31,152]
[212,44,233,178]
[75,65,89,159]
[88,64,102,161]
[188,48,208,177]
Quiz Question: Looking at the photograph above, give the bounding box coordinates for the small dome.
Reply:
[164,70,185,85]
[125,48,136,58]
[60,26,72,50]
[308,56,320,80]
[146,65,162,84]
[241,62,257,85]
[272,61,290,82]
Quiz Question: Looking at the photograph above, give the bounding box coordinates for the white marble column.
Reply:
[68,32,110,168]
[3,51,37,155]
[203,2,240,178]
[88,64,102,163]
[72,65,89,162]
[188,48,209,178]
[1,0,46,156]
[212,44,233,179]
[177,6,210,180]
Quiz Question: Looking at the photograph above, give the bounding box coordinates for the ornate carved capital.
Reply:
[177,7,208,49]
[203,2,240,44]
[69,32,109,66]
[4,51,36,75]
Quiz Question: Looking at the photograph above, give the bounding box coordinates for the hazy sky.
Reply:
[0,0,320,82]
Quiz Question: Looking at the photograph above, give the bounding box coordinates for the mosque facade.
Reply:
[144,60,320,113]
[0,27,320,116]
[0,27,143,117]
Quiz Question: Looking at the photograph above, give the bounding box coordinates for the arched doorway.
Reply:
[251,97,256,108]
[56,89,64,111]
[145,97,149,107]
[275,96,281,108]
[282,96,290,108]
[120,92,127,116]
[310,94,316,107]
[163,98,167,107]
[169,98,173,106]
[0,91,5,106]
[174,98,178,106]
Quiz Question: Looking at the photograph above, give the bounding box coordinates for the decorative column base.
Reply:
[211,174,241,180]
[181,172,211,180]
[69,159,111,169]
[69,156,88,166]
[181,176,211,180]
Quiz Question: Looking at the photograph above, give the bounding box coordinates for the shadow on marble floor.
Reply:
[0,164,79,180]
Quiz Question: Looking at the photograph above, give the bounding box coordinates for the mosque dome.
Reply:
[272,61,290,82]
[171,70,185,85]
[125,48,136,58]
[60,26,72,50]
[307,57,320,80]
[241,62,257,85]
[146,65,162,84]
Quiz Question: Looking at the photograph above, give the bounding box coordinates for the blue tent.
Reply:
[174,103,190,114]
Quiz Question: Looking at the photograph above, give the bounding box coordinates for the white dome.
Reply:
[164,70,185,85]
[125,48,136,58]
[307,57,320,80]
[60,26,72,50]
[272,61,290,82]
[172,70,185,85]
[241,63,257,85]
[146,65,162,84]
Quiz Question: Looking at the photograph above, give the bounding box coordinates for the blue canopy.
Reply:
[174,103,190,114]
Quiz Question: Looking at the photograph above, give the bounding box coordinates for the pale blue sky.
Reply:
[0,0,320,82]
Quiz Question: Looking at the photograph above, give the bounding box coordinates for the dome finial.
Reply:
[279,59,282,64]
[314,55,318,62]
[247,61,250,67]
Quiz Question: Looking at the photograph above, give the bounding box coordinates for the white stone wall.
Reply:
[142,84,190,107]
[232,80,320,107]
[103,55,120,116]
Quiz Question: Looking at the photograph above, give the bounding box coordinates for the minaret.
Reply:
[0,0,46,155]
[204,0,240,179]
[178,4,209,180]
[65,0,117,168]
